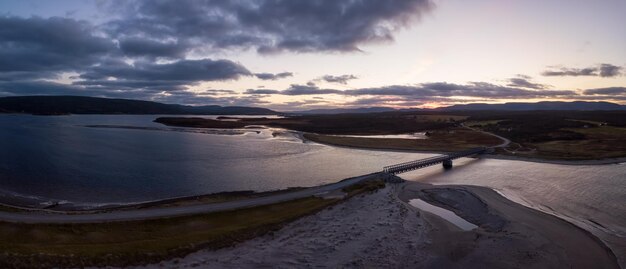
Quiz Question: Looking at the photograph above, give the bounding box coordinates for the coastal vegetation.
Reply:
[466,111,626,159]
[156,113,462,135]
[0,179,385,268]
[304,128,501,152]
[156,110,626,160]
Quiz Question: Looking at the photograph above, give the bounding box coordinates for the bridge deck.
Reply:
[383,147,486,174]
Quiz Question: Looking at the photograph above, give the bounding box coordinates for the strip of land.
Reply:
[0,173,621,268]
[153,110,626,161]
[139,182,620,269]
[0,177,385,268]
[0,174,377,223]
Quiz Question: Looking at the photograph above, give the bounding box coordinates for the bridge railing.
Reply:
[382,147,487,173]
[383,155,447,172]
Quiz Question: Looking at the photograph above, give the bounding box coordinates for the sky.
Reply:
[0,0,624,110]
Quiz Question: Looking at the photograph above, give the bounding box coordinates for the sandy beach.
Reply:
[133,182,620,269]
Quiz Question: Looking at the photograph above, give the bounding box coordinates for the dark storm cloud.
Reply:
[506,76,549,89]
[246,84,341,95]
[147,91,268,106]
[0,16,115,75]
[319,74,358,84]
[76,58,251,90]
[244,82,577,100]
[0,0,437,104]
[541,64,623,77]
[118,37,188,58]
[0,15,258,101]
[583,87,626,95]
[106,0,435,54]
[0,80,269,106]
[254,72,293,80]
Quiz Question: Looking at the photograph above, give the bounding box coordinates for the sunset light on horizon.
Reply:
[0,0,624,110]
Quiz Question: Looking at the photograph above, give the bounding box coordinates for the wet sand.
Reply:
[399,182,620,269]
[134,182,619,269]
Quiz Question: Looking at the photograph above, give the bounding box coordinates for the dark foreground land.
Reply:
[0,179,384,268]
[156,110,626,160]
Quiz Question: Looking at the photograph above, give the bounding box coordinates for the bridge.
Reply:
[382,147,488,174]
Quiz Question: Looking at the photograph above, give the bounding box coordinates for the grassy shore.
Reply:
[154,110,626,160]
[155,113,463,135]
[0,179,385,268]
[304,127,502,152]
[524,126,626,160]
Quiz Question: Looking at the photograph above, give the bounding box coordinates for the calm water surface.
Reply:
[402,158,626,262]
[0,114,624,262]
[0,115,425,204]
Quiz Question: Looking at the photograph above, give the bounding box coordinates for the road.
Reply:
[0,174,377,224]
[462,124,511,148]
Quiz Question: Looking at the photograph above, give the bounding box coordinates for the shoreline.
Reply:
[141,182,621,268]
[0,185,314,213]
[301,132,626,165]
[397,182,621,269]
[0,172,378,215]
[0,132,623,213]
[88,120,626,166]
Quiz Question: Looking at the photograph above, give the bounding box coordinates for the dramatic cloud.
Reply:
[1,2,623,109]
[245,82,576,100]
[346,83,575,98]
[118,37,188,59]
[0,16,114,77]
[319,74,358,84]
[106,0,435,54]
[506,75,549,89]
[541,64,623,77]
[583,87,626,95]
[76,59,251,91]
[247,84,342,95]
[0,14,257,100]
[254,72,293,80]
[599,64,623,77]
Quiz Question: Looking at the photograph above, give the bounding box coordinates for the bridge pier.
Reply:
[442,159,453,169]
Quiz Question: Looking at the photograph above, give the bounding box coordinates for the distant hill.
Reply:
[0,96,278,115]
[441,101,626,111]
[289,107,398,115]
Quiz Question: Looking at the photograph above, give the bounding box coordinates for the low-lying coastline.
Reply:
[139,182,620,268]
[0,178,385,268]
[301,132,626,165]
[0,173,622,268]
[0,185,309,213]
[152,116,626,165]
